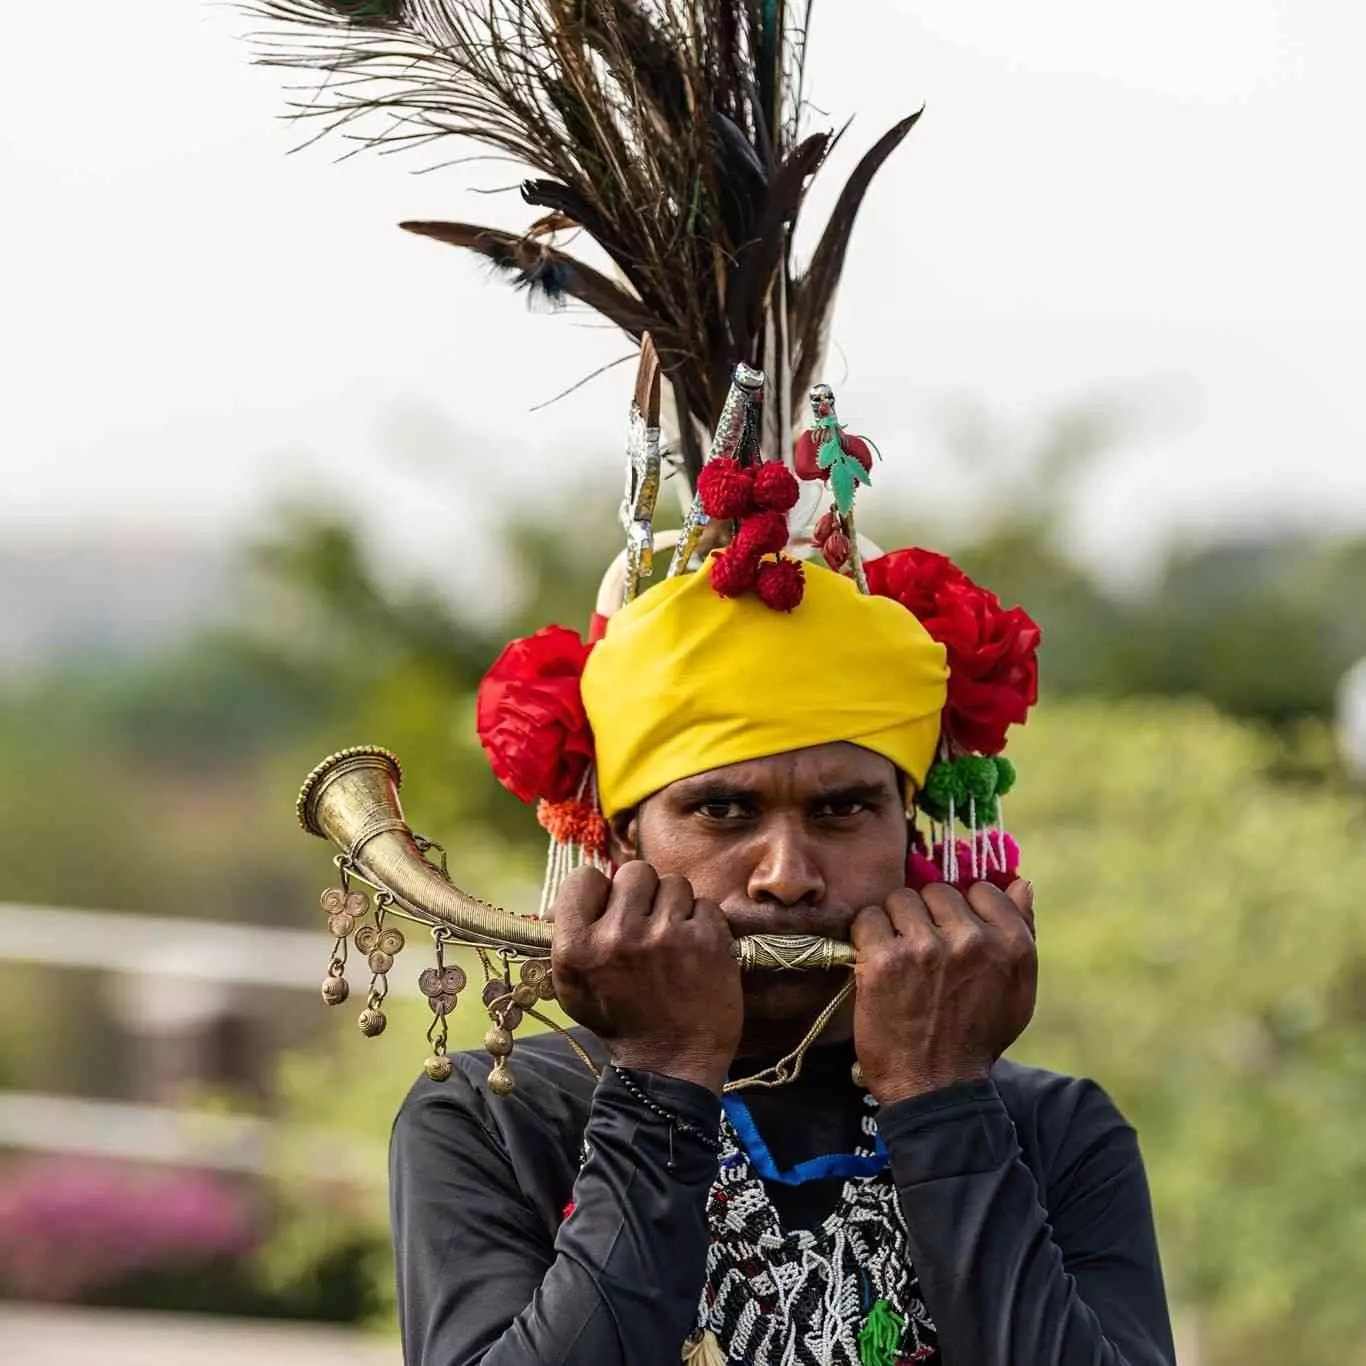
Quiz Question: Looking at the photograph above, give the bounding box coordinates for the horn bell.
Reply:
[297,746,552,953]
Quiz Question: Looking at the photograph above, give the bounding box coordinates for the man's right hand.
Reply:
[550,861,743,1094]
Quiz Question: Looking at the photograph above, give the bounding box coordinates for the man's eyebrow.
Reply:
[809,781,894,807]
[671,776,762,804]
[669,777,894,805]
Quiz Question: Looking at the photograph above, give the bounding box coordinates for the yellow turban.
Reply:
[581,560,949,816]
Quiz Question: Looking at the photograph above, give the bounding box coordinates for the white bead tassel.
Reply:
[944,795,959,884]
[536,769,607,919]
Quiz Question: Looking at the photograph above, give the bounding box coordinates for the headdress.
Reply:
[259,3,1040,1088]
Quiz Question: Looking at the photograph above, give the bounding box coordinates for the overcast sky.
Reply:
[1,0,1363,592]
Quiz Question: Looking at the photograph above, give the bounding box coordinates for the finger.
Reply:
[965,880,1036,946]
[850,904,896,950]
[606,859,659,922]
[651,873,696,923]
[548,865,612,934]
[916,883,980,940]
[1006,878,1036,936]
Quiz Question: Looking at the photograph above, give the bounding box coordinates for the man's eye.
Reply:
[815,801,867,819]
[696,800,750,820]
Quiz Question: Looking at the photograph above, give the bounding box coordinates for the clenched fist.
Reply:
[550,861,743,1094]
[851,880,1037,1106]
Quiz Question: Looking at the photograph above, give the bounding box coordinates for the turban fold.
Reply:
[581,559,949,816]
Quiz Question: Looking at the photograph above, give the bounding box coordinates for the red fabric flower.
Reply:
[475,626,595,804]
[752,461,800,513]
[697,457,756,520]
[866,548,1040,755]
[864,547,969,619]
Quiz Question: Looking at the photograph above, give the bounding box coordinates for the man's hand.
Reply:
[851,880,1037,1106]
[550,861,743,1094]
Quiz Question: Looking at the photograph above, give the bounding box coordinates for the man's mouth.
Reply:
[722,907,853,941]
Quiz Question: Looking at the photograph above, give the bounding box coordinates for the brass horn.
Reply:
[297,746,855,972]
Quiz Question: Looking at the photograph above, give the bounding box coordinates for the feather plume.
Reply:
[246,1,918,484]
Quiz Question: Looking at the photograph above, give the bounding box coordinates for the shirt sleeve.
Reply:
[391,1064,720,1366]
[878,1075,1176,1366]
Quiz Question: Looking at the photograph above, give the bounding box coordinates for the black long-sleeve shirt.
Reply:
[390,1030,1175,1366]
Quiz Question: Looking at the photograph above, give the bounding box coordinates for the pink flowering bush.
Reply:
[0,1157,258,1302]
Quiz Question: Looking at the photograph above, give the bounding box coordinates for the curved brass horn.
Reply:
[297,747,855,970]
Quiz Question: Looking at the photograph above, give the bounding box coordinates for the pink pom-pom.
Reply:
[697,458,756,520]
[755,556,805,612]
[905,849,944,891]
[752,461,800,513]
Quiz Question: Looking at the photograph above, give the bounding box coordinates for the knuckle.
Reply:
[885,888,925,916]
[908,936,944,968]
[952,925,989,957]
[612,859,659,894]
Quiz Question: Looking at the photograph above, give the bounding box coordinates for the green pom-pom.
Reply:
[917,759,962,822]
[958,755,998,805]
[970,794,999,826]
[994,755,1017,796]
[925,760,966,806]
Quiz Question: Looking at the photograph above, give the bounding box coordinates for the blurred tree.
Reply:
[1007,700,1366,1366]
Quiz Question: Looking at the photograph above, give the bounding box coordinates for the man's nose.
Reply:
[747,822,826,907]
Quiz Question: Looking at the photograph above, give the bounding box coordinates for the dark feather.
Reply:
[790,109,923,403]
[725,131,828,356]
[399,220,663,336]
[247,2,914,483]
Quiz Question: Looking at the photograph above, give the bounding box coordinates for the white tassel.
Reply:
[681,1330,727,1366]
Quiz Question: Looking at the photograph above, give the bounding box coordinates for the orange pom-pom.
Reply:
[752,461,800,513]
[537,798,608,855]
[755,556,805,612]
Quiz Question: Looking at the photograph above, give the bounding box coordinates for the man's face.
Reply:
[609,741,909,1046]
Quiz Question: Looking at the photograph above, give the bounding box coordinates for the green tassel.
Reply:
[858,1298,906,1366]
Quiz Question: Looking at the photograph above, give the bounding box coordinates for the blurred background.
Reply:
[3,2,1365,1363]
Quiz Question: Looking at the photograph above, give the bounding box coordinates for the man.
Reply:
[390,560,1176,1365]
[249,6,1173,1359]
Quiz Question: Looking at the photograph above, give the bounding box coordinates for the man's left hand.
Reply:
[850,880,1037,1107]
